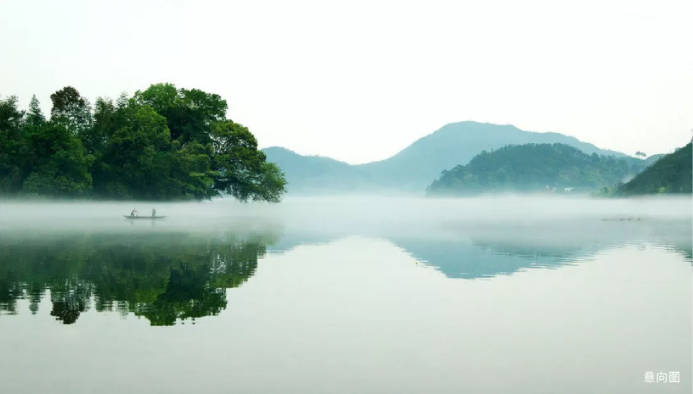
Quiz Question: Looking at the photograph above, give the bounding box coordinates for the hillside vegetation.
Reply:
[619,143,691,195]
[426,143,637,196]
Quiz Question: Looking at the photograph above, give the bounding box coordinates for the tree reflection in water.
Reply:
[0,228,280,326]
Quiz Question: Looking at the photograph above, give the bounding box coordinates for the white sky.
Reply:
[1,0,691,164]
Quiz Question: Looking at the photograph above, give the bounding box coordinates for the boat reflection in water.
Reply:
[123,215,167,220]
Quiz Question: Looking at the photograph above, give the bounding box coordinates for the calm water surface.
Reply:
[0,197,690,393]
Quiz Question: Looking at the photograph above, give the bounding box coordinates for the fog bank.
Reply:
[0,195,689,235]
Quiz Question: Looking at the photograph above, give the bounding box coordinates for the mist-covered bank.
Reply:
[0,194,689,231]
[1,195,690,264]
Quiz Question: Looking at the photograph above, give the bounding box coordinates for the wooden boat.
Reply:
[123,215,166,220]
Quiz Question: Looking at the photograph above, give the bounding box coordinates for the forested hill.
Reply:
[355,122,628,190]
[619,143,692,195]
[263,121,635,194]
[0,84,286,201]
[426,143,637,196]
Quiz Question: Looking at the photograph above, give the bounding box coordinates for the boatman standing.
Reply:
[152,208,156,217]
[131,208,137,217]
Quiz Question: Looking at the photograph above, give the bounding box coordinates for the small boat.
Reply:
[123,215,166,220]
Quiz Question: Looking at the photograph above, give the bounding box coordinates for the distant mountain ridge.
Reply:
[261,147,374,194]
[426,143,638,196]
[263,121,645,194]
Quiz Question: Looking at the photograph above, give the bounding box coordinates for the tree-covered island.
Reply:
[0,84,286,201]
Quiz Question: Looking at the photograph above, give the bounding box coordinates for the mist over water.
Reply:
[1,196,690,263]
[1,195,691,394]
[0,194,689,233]
[1,195,690,277]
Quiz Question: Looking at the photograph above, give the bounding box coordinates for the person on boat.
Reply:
[152,208,156,217]
[130,208,138,217]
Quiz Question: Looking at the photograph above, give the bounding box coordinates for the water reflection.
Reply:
[2,219,690,325]
[269,220,692,279]
[395,220,692,278]
[392,237,580,279]
[0,229,280,325]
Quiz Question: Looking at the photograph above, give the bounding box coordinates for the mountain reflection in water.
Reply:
[1,219,690,326]
[392,219,692,279]
[269,219,692,279]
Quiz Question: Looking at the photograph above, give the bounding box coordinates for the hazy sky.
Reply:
[1,0,691,164]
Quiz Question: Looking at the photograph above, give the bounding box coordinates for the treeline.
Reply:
[427,143,636,196]
[0,84,286,201]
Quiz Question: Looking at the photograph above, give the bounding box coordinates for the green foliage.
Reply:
[50,86,92,136]
[21,122,94,197]
[0,84,286,202]
[25,95,45,126]
[619,143,692,195]
[0,95,24,131]
[211,120,286,202]
[96,106,172,199]
[427,143,637,196]
[133,83,227,144]
[0,96,26,193]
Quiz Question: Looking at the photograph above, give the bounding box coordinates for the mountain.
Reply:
[626,153,665,175]
[261,147,379,194]
[263,121,643,194]
[354,122,628,191]
[426,143,637,196]
[619,143,692,195]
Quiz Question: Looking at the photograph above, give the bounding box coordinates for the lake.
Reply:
[0,196,691,393]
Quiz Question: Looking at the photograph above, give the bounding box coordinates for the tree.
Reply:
[133,83,227,144]
[85,97,115,155]
[25,95,45,126]
[97,106,172,199]
[168,141,218,200]
[116,92,129,110]
[0,96,25,193]
[211,120,286,202]
[50,86,92,135]
[0,95,24,131]
[22,122,94,197]
[0,84,287,202]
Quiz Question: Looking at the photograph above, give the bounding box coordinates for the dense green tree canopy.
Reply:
[0,84,286,201]
[0,96,25,193]
[427,143,637,196]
